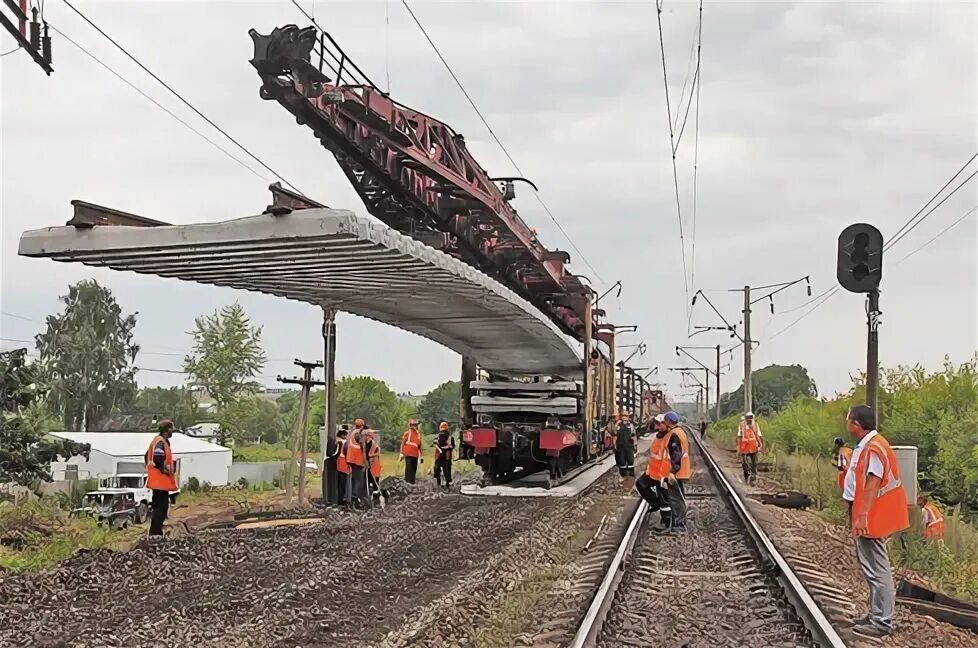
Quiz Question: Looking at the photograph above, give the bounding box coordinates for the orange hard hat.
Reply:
[354,418,365,427]
[439,421,449,431]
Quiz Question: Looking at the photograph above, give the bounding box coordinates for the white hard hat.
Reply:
[745,411,754,417]
[653,414,665,423]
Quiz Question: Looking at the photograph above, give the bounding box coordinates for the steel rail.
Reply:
[569,430,848,648]
[689,431,848,648]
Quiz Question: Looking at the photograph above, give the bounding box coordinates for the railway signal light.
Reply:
[837,223,883,293]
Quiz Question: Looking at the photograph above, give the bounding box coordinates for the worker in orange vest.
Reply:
[145,419,178,540]
[332,426,350,505]
[843,405,910,639]
[917,495,945,540]
[365,429,382,499]
[668,413,693,495]
[399,419,423,484]
[834,437,853,493]
[634,412,687,532]
[737,412,763,485]
[615,411,637,477]
[433,421,455,488]
[346,419,369,505]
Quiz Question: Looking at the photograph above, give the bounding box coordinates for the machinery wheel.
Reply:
[135,503,148,524]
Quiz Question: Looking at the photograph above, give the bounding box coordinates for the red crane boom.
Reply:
[249,24,596,340]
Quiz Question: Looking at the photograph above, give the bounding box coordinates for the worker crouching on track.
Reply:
[145,419,178,541]
[917,495,945,541]
[399,419,423,484]
[834,436,853,493]
[737,411,763,485]
[615,411,637,477]
[347,419,369,505]
[843,404,909,639]
[635,413,688,532]
[433,421,455,488]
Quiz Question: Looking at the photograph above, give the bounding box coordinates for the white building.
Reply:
[48,431,232,487]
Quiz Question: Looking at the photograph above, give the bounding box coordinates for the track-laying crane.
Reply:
[249,24,652,485]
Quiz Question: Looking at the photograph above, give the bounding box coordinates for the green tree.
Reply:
[130,387,200,430]
[718,364,817,418]
[307,377,411,451]
[218,396,286,445]
[418,380,460,434]
[183,302,266,411]
[35,280,139,431]
[0,349,90,486]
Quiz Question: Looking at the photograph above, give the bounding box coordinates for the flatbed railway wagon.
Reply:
[461,323,646,487]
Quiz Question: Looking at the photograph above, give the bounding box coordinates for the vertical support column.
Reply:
[608,331,617,418]
[715,345,721,422]
[704,368,710,418]
[460,355,477,428]
[866,289,880,415]
[322,309,338,504]
[583,300,593,460]
[743,285,753,414]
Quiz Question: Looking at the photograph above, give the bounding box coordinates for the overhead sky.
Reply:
[2,1,976,402]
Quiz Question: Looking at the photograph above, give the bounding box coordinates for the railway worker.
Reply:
[843,404,909,639]
[916,495,945,541]
[433,421,455,488]
[145,419,178,540]
[332,426,350,505]
[365,429,382,498]
[635,414,687,532]
[665,412,692,495]
[737,411,763,485]
[347,418,370,505]
[834,437,853,493]
[615,411,637,477]
[399,419,423,484]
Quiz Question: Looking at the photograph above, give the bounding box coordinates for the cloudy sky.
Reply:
[2,0,976,402]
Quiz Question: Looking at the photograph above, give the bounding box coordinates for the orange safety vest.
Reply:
[672,426,692,480]
[367,437,382,478]
[851,433,910,539]
[922,502,945,539]
[145,435,178,491]
[646,431,676,480]
[401,428,422,458]
[738,421,760,454]
[837,446,853,491]
[336,439,350,474]
[346,430,366,467]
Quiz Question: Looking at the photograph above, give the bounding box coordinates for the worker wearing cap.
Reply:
[145,419,178,540]
[737,411,763,485]
[635,413,687,532]
[615,411,637,477]
[433,421,455,488]
[399,419,423,484]
[834,437,853,493]
[347,418,369,505]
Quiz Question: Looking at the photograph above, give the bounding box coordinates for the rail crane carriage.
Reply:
[250,24,660,487]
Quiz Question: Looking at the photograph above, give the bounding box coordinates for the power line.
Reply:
[892,205,977,267]
[392,0,606,285]
[47,23,268,184]
[60,0,305,195]
[1,45,21,57]
[654,0,691,314]
[883,167,977,251]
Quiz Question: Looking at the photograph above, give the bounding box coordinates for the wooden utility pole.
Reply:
[277,359,325,505]
[742,285,753,414]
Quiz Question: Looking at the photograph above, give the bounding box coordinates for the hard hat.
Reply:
[439,421,449,431]
[745,411,754,417]
[409,419,419,426]
[833,436,845,446]
[664,411,680,424]
[653,414,665,424]
[354,418,365,427]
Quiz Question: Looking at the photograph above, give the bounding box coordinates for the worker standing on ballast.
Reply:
[634,413,687,532]
[399,419,423,484]
[433,421,455,488]
[666,411,692,496]
[737,411,763,485]
[332,426,350,505]
[145,419,178,541]
[615,411,637,477]
[365,429,382,499]
[347,418,369,506]
[834,436,853,493]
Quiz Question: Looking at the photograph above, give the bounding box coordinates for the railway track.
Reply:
[569,430,849,648]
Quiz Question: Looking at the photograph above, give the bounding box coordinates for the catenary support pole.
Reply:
[322,310,338,504]
[743,285,753,414]
[715,344,721,421]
